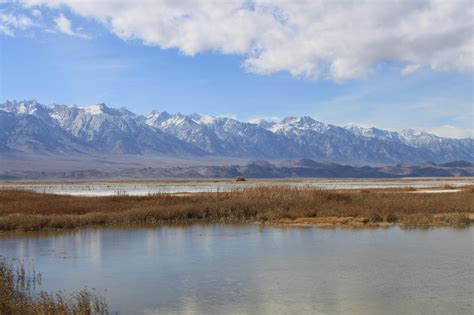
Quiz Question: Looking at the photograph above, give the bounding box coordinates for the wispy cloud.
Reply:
[215,114,238,120]
[53,14,90,39]
[400,64,421,76]
[0,12,34,36]
[423,125,473,139]
[248,116,282,124]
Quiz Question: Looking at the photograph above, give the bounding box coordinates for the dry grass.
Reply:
[0,258,108,314]
[462,185,474,193]
[0,187,472,231]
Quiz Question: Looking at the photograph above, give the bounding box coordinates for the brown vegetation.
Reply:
[462,185,474,193]
[0,258,108,314]
[0,187,472,231]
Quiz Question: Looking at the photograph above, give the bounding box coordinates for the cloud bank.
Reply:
[16,0,474,81]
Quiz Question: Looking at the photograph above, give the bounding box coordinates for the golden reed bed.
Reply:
[0,186,473,231]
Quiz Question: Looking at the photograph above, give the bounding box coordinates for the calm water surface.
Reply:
[0,225,472,314]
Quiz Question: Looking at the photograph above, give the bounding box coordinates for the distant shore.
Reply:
[0,185,472,232]
[0,177,472,196]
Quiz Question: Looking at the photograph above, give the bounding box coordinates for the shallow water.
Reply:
[1,179,471,196]
[0,225,473,314]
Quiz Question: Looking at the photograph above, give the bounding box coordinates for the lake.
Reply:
[0,225,472,314]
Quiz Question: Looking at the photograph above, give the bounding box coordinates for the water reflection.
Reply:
[0,225,472,314]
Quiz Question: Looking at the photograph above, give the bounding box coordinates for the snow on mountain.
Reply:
[145,110,171,126]
[1,100,472,164]
[1,100,43,115]
[146,112,294,157]
[398,129,443,147]
[1,100,55,124]
[192,114,217,125]
[344,125,399,141]
[343,124,472,162]
[146,111,221,153]
[268,116,329,135]
[0,103,85,154]
[54,103,204,155]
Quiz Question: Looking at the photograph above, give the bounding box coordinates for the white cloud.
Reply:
[31,9,42,18]
[19,0,474,81]
[0,12,34,36]
[400,64,421,76]
[215,114,238,120]
[424,125,474,139]
[248,116,282,124]
[53,13,90,39]
[54,14,72,35]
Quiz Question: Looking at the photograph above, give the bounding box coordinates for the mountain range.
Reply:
[1,100,472,165]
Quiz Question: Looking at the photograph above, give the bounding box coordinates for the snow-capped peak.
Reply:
[146,110,171,126]
[249,118,276,129]
[199,115,217,125]
[269,116,328,133]
[399,129,442,146]
[72,103,131,117]
[345,125,392,139]
[81,103,108,115]
[0,99,43,115]
[400,129,430,138]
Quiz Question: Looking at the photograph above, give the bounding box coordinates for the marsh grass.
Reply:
[0,257,108,314]
[0,187,472,231]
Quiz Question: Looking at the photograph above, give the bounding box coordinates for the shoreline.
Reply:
[269,213,474,228]
[0,178,472,198]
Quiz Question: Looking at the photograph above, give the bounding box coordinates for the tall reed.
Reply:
[0,257,108,314]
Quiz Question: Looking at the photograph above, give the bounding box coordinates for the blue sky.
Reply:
[0,1,473,138]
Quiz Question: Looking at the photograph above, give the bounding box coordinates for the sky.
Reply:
[0,0,473,138]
